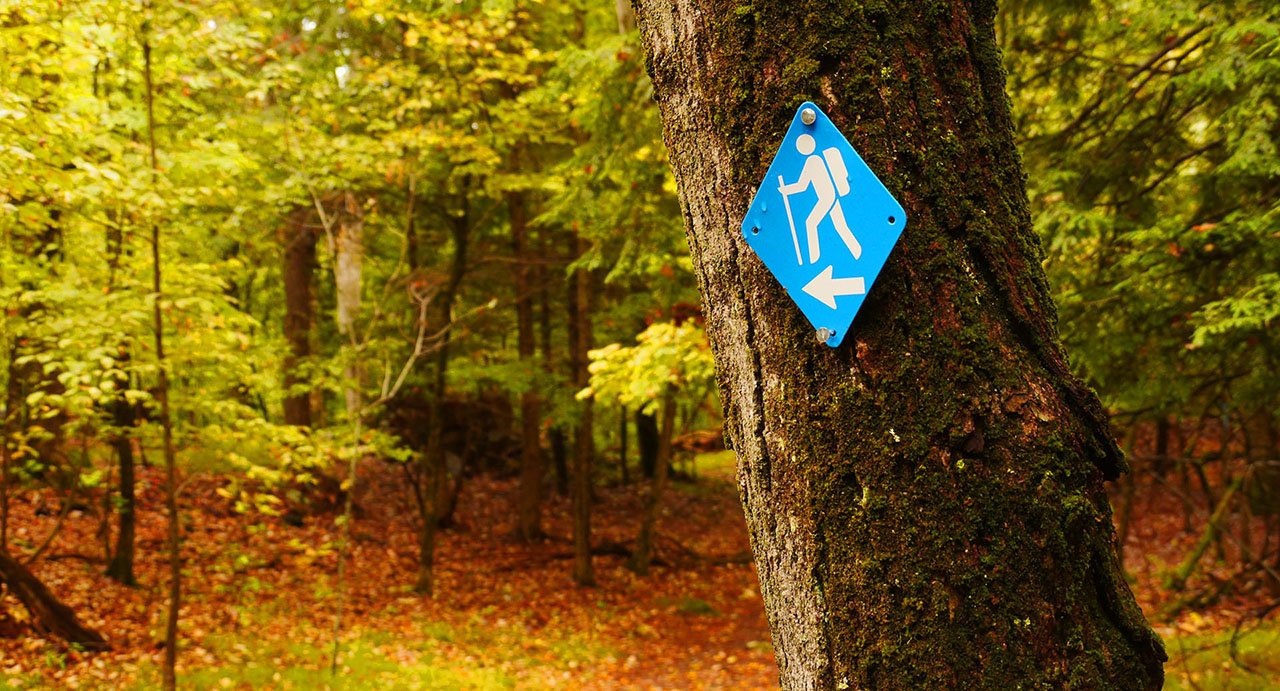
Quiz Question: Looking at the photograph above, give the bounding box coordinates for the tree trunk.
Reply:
[615,0,636,33]
[104,362,137,586]
[1,344,18,550]
[550,427,569,497]
[570,234,595,587]
[633,1,1166,688]
[619,405,629,484]
[103,206,136,585]
[414,203,470,595]
[0,550,108,650]
[282,208,317,428]
[142,36,182,691]
[539,229,570,497]
[512,190,546,541]
[333,192,365,417]
[635,408,659,479]
[628,390,676,575]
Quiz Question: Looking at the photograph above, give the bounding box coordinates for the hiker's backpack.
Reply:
[822,147,851,197]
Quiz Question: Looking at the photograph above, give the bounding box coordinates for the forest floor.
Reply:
[1,448,1279,689]
[1,451,777,689]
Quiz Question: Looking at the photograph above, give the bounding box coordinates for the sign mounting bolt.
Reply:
[801,108,816,125]
[816,327,833,343]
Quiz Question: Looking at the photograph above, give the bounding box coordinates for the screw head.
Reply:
[801,108,816,125]
[816,327,832,343]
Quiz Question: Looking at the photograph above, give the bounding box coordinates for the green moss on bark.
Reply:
[636,0,1165,687]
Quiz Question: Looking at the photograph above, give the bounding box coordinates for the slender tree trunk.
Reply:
[334,193,364,416]
[570,234,595,587]
[415,363,447,596]
[512,190,546,541]
[1114,425,1138,573]
[405,174,419,270]
[0,429,7,552]
[415,204,470,595]
[0,345,16,550]
[282,208,317,427]
[635,409,659,479]
[616,0,636,33]
[538,227,569,497]
[619,405,629,484]
[634,1,1166,688]
[105,359,137,586]
[628,389,675,575]
[550,429,569,496]
[142,35,182,691]
[103,208,137,585]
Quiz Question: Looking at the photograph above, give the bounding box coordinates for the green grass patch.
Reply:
[655,595,719,617]
[121,626,527,690]
[420,616,615,669]
[671,450,738,499]
[1164,620,1280,690]
[693,450,737,481]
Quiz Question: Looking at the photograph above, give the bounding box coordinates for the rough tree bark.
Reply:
[633,0,1166,688]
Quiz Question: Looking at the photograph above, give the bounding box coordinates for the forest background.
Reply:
[1,0,1278,688]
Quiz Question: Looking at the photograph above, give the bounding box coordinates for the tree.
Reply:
[633,0,1167,687]
[140,27,182,691]
[1003,0,1280,589]
[582,321,715,573]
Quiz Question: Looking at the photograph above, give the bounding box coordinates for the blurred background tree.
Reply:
[1004,0,1280,606]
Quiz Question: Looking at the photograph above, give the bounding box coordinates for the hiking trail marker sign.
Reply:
[740,102,906,347]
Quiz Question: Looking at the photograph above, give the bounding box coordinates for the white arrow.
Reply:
[802,265,865,309]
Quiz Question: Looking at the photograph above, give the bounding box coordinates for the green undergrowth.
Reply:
[1164,620,1280,690]
[669,450,738,499]
[693,450,737,482]
[119,634,512,690]
[419,615,616,669]
[109,615,616,690]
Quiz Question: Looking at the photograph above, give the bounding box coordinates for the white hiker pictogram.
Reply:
[777,133,863,265]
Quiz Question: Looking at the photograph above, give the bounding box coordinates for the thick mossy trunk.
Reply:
[633,0,1166,688]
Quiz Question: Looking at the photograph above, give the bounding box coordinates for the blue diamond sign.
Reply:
[740,102,906,347]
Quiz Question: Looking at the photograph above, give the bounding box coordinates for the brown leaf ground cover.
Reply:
[1,451,776,689]
[2,448,1279,689]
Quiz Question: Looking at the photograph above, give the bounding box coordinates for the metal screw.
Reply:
[801,108,816,125]
[816,327,832,343]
